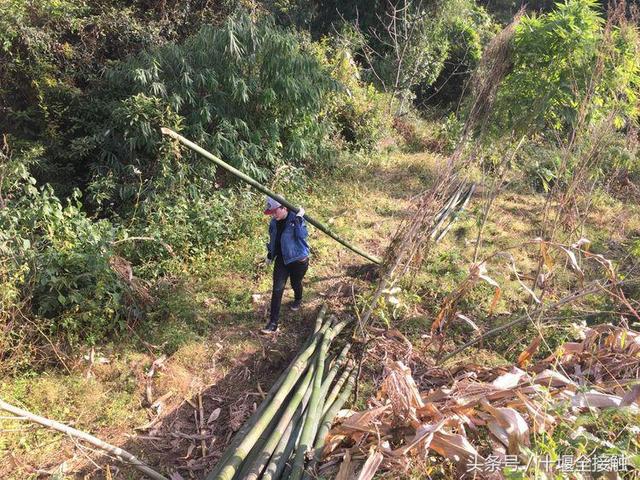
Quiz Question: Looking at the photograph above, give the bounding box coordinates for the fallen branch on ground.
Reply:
[0,398,169,480]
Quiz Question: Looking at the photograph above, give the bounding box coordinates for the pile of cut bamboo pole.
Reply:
[206,305,355,480]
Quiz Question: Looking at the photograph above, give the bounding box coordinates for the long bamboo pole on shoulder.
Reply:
[160,128,381,265]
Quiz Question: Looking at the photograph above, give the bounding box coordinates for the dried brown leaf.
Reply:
[430,430,482,467]
[339,405,390,433]
[455,313,481,333]
[488,287,502,315]
[572,391,624,409]
[517,336,542,368]
[483,403,530,453]
[392,419,446,456]
[533,370,576,388]
[381,362,424,422]
[207,408,221,425]
[356,450,384,480]
[515,391,555,435]
[620,385,640,407]
[540,242,554,270]
[491,368,528,390]
[560,246,584,282]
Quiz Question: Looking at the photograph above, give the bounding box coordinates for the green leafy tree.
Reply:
[492,0,639,136]
[0,0,234,198]
[333,0,496,112]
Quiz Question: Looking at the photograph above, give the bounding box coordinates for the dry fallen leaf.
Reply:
[338,405,390,433]
[430,430,482,467]
[533,369,576,388]
[324,323,640,478]
[517,336,542,367]
[335,450,353,480]
[391,419,446,456]
[515,391,555,435]
[356,449,384,480]
[492,367,529,390]
[483,403,530,453]
[571,391,624,409]
[207,407,221,424]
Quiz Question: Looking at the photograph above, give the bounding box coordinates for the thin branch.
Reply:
[0,399,169,480]
[438,279,635,364]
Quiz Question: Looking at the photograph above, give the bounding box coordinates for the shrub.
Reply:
[0,0,234,202]
[0,145,127,346]
[311,39,392,150]
[414,0,497,108]
[134,190,237,259]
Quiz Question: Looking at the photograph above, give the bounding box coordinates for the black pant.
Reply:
[269,255,309,325]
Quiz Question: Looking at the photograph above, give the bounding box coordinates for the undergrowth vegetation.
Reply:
[1,0,639,478]
[1,9,396,353]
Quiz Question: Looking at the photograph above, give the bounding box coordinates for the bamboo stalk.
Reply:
[318,344,351,404]
[276,320,350,480]
[265,400,307,480]
[160,128,381,265]
[213,321,333,480]
[231,378,300,480]
[0,399,168,480]
[305,368,357,479]
[429,183,467,240]
[313,304,327,335]
[264,340,347,480]
[289,330,332,480]
[434,184,475,242]
[322,364,354,417]
[206,306,330,480]
[282,344,351,479]
[240,361,317,480]
[430,181,463,229]
[279,402,308,480]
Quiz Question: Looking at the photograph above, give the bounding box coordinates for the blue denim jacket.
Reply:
[267,211,310,265]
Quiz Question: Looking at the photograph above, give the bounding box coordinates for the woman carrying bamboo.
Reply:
[261,197,310,334]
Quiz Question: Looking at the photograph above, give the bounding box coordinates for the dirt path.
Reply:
[132,152,437,478]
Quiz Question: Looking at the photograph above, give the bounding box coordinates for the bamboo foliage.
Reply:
[103,14,337,184]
